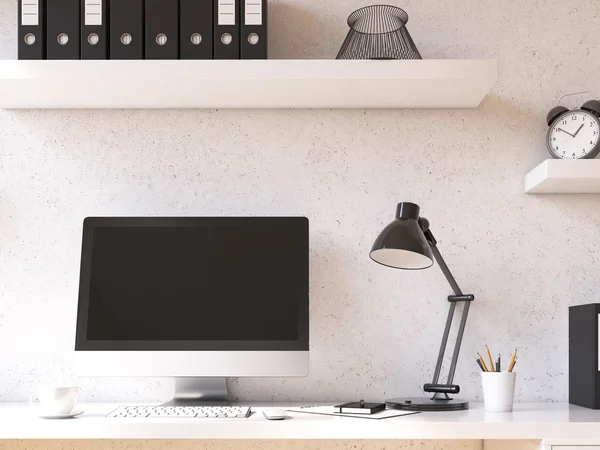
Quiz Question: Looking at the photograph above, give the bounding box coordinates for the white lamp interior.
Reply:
[370,248,433,270]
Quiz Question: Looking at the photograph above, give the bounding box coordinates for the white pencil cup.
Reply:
[481,372,516,412]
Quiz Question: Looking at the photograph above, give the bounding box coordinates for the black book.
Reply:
[333,402,386,415]
[81,0,108,59]
[47,0,80,59]
[240,0,267,59]
[180,0,213,59]
[569,303,600,409]
[18,0,46,59]
[110,0,144,59]
[145,0,178,59]
[214,0,239,59]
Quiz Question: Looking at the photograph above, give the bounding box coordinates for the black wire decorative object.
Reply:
[336,5,422,60]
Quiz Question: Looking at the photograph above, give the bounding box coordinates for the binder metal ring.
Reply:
[156,34,168,46]
[221,33,232,45]
[121,33,132,46]
[191,33,202,45]
[88,33,99,45]
[57,33,69,45]
[24,33,36,45]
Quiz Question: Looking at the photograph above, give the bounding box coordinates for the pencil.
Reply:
[486,345,495,372]
[509,356,518,372]
[508,349,517,372]
[478,352,489,372]
[476,358,485,372]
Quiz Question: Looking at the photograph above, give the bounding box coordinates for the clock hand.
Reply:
[573,124,584,137]
[557,128,575,137]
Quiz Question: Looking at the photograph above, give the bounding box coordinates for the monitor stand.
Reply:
[162,378,229,406]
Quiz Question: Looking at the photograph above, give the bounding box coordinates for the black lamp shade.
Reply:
[369,202,433,270]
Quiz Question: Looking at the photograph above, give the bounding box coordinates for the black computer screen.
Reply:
[76,217,309,350]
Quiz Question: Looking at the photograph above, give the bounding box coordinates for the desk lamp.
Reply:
[370,202,474,411]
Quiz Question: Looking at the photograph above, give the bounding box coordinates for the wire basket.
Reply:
[336,5,422,60]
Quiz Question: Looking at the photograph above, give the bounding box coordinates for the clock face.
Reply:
[547,110,600,159]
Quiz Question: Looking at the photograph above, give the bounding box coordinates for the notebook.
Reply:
[287,406,420,420]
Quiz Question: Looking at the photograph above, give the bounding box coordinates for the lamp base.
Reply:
[386,397,469,412]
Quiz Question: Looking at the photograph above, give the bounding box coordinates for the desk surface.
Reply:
[1,402,600,440]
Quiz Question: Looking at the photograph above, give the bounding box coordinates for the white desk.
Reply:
[1,402,600,440]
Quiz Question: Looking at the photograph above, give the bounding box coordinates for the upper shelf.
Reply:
[0,59,497,109]
[524,159,600,193]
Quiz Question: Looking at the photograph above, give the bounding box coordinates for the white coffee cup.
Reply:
[29,386,79,415]
[481,372,516,412]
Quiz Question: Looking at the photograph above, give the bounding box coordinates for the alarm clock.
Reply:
[547,96,600,159]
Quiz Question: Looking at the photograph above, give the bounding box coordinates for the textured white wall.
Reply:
[1,0,600,403]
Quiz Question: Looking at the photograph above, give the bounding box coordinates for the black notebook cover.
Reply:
[145,0,178,59]
[180,0,213,59]
[18,0,46,59]
[81,0,108,59]
[47,0,81,59]
[110,0,144,59]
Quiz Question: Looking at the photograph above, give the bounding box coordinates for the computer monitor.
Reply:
[75,217,309,403]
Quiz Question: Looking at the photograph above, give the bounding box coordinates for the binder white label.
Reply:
[245,0,262,26]
[85,0,103,26]
[218,0,236,26]
[21,0,39,26]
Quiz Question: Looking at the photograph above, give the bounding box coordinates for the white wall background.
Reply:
[1,0,600,403]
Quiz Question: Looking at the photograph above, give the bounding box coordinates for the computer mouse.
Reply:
[263,409,287,420]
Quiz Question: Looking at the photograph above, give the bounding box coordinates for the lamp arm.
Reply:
[426,230,463,297]
[423,228,475,394]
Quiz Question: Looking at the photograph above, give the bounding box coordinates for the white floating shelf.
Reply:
[0,59,497,109]
[524,159,600,193]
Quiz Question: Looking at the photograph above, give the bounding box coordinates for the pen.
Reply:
[477,352,489,372]
[476,358,485,372]
[486,345,495,372]
[496,354,500,372]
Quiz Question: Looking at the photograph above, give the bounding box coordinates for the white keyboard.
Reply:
[107,405,252,418]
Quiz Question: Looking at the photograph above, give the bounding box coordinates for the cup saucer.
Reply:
[38,410,84,419]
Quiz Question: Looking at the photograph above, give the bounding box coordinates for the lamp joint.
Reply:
[421,228,436,246]
[447,294,474,303]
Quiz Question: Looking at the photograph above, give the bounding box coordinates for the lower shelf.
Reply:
[524,159,600,194]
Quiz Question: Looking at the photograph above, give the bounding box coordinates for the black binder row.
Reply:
[18,0,267,60]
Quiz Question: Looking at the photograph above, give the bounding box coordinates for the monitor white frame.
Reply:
[75,350,309,377]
